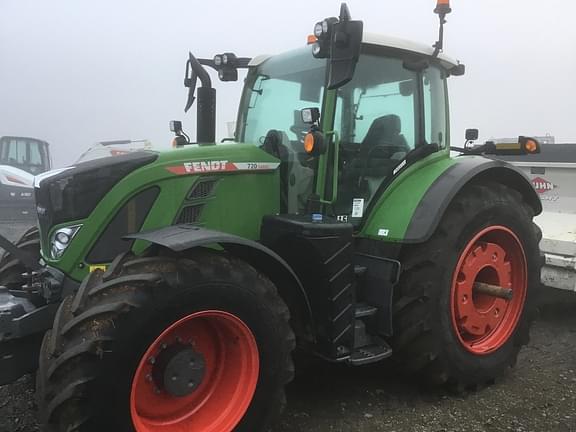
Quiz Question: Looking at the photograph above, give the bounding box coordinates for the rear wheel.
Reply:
[37,250,295,431]
[391,183,541,387]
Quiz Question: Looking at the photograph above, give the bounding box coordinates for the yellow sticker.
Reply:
[89,265,108,273]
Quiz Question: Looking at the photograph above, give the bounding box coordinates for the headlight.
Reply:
[50,225,82,259]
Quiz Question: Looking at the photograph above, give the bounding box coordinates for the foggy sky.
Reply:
[1,0,575,167]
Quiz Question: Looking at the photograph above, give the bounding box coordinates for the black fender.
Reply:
[405,156,542,243]
[125,225,316,342]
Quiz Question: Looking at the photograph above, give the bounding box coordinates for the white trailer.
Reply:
[499,144,576,291]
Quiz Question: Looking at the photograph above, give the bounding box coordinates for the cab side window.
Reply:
[423,67,447,148]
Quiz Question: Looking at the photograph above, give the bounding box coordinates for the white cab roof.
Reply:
[362,32,459,68]
[250,33,461,70]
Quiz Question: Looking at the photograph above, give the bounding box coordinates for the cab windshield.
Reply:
[237,46,447,219]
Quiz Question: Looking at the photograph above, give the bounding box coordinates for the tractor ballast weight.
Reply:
[0,2,544,431]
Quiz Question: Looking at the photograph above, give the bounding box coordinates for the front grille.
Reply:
[176,205,204,224]
[187,180,217,200]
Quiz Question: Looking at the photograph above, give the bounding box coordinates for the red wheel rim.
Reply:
[130,310,259,432]
[450,226,527,355]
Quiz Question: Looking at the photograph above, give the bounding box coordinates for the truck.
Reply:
[497,144,576,292]
[0,2,544,431]
[0,136,51,220]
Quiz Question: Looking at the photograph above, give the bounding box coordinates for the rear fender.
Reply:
[404,156,542,243]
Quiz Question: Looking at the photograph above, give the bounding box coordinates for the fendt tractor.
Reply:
[0,2,543,431]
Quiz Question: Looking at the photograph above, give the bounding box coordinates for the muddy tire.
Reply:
[37,250,295,432]
[391,182,541,388]
[0,226,40,290]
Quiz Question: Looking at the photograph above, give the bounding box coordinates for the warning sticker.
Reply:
[352,198,365,218]
[89,265,108,273]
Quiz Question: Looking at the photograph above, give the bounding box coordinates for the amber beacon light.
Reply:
[434,0,452,14]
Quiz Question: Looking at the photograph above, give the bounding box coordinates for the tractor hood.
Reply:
[34,151,158,237]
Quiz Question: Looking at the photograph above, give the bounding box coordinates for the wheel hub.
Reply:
[130,310,260,432]
[152,343,206,397]
[450,226,527,355]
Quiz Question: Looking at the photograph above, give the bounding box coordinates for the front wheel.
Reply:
[37,250,295,431]
[391,182,541,387]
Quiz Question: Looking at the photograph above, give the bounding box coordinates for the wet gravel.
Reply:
[278,295,576,432]
[1,223,575,432]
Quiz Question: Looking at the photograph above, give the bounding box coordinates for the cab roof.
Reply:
[362,32,459,69]
[250,32,461,71]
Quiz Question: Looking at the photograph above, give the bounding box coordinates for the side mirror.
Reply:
[465,128,479,141]
[301,107,320,124]
[312,3,363,90]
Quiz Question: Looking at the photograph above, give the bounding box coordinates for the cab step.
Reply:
[348,341,393,366]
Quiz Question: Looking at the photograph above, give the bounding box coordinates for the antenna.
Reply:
[432,0,451,58]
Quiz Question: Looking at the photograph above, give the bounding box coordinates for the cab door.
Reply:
[326,50,448,223]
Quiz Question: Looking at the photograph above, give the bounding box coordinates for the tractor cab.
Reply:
[236,36,455,220]
[177,3,463,226]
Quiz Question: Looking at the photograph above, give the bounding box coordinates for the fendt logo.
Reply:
[165,160,280,175]
[531,177,555,194]
[183,160,229,173]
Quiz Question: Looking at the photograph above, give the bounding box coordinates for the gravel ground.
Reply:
[1,223,575,432]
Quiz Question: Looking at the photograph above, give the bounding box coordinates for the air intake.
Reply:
[176,204,204,224]
[188,179,217,200]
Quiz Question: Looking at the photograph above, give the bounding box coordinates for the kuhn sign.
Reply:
[531,177,555,194]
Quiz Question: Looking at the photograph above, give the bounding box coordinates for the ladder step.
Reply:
[348,342,393,366]
[354,303,378,318]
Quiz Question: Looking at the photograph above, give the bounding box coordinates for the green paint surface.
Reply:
[359,149,455,242]
[42,143,279,282]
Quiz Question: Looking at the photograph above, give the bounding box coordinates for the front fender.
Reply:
[125,225,315,342]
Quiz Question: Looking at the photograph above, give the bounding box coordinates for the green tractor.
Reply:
[0,2,543,431]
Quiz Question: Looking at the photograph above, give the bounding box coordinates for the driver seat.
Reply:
[336,115,409,213]
[360,114,409,160]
